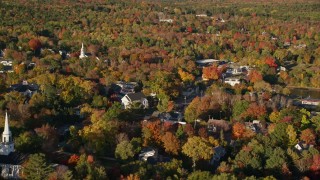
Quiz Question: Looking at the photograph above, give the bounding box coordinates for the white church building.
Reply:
[0,112,25,179]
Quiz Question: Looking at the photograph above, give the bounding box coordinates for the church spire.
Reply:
[2,110,11,143]
[79,42,86,59]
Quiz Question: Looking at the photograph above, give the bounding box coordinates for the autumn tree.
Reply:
[202,65,222,80]
[178,68,195,83]
[248,70,263,83]
[243,103,267,120]
[300,128,316,145]
[182,136,213,171]
[161,132,180,155]
[232,122,246,139]
[28,39,42,51]
[35,124,59,153]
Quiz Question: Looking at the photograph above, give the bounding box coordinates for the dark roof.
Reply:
[126,92,145,101]
[10,83,39,93]
[0,152,28,165]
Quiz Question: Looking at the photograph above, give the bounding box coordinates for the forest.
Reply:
[0,0,320,179]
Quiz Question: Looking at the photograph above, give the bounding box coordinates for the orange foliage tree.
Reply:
[161,132,180,155]
[248,70,263,83]
[300,128,316,145]
[202,65,222,80]
[68,154,80,166]
[232,122,246,139]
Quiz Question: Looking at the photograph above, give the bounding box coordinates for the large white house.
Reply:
[0,112,25,179]
[121,92,148,109]
[224,78,241,86]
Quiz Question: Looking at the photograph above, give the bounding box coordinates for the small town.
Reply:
[0,0,320,179]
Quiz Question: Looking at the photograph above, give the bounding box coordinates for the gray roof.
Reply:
[126,92,145,101]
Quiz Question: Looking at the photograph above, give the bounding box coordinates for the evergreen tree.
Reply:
[23,153,53,180]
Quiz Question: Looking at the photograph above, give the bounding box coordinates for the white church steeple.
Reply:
[0,111,14,155]
[2,111,11,143]
[79,43,87,59]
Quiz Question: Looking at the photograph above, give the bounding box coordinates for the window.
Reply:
[9,167,13,175]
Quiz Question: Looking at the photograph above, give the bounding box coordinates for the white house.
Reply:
[139,147,158,161]
[121,92,148,109]
[301,98,320,106]
[0,112,25,179]
[196,14,207,17]
[226,68,242,75]
[224,78,241,86]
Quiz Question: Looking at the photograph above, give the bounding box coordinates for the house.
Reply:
[121,92,148,109]
[159,19,173,23]
[9,80,39,97]
[294,141,314,152]
[301,97,320,106]
[0,112,26,179]
[159,111,183,123]
[0,60,13,73]
[196,14,207,17]
[139,147,158,161]
[226,68,242,75]
[207,119,231,133]
[224,78,241,86]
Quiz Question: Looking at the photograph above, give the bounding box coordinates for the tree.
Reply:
[29,39,42,51]
[178,68,195,83]
[248,70,263,83]
[115,140,135,160]
[286,125,298,146]
[187,171,212,180]
[202,65,222,80]
[161,132,180,155]
[23,153,53,180]
[15,131,41,153]
[75,154,107,179]
[300,128,316,145]
[232,100,249,119]
[232,122,246,139]
[48,165,73,180]
[244,103,267,120]
[35,124,59,153]
[265,57,278,68]
[182,136,213,171]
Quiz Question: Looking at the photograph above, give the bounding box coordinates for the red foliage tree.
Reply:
[265,57,278,68]
[244,103,267,119]
[28,39,42,51]
[68,154,80,166]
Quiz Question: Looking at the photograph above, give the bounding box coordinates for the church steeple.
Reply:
[79,42,86,59]
[2,111,11,143]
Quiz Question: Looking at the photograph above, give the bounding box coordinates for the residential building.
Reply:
[121,92,148,109]
[224,78,241,86]
[9,80,39,97]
